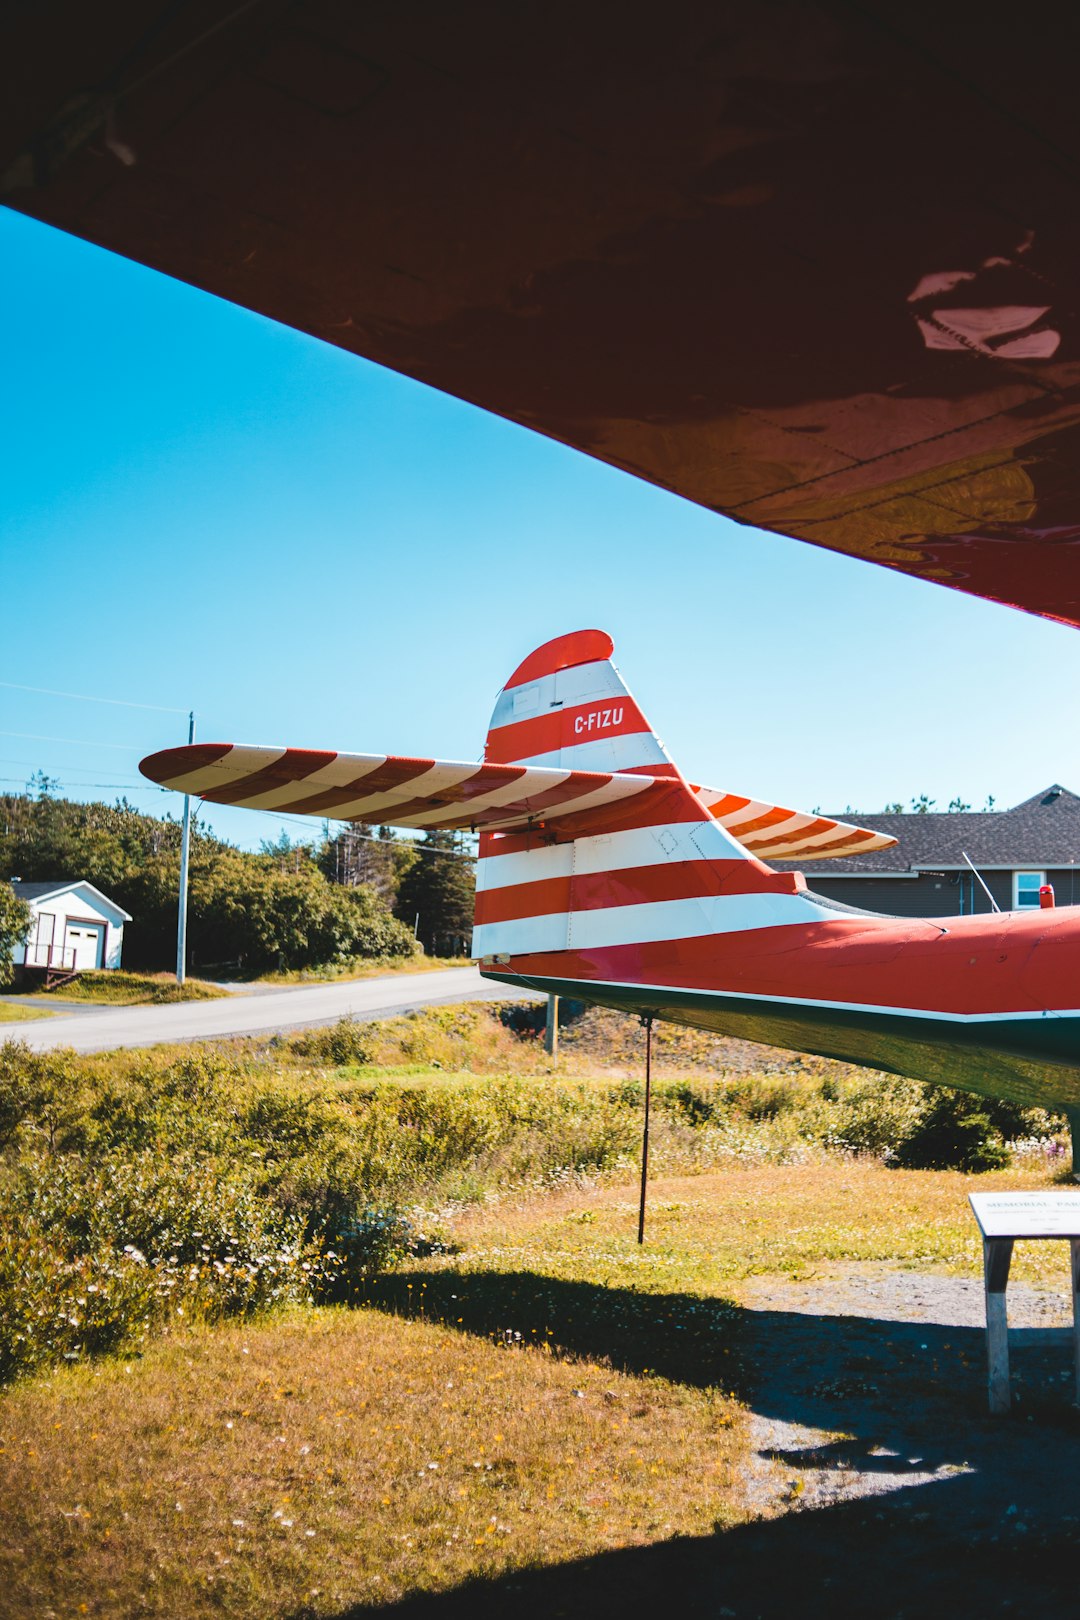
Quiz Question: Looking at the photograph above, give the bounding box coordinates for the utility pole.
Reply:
[176,710,195,985]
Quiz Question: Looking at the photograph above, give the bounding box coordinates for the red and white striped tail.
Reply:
[484,628,672,776]
[474,630,816,963]
[139,626,896,971]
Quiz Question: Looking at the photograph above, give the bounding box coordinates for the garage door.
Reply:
[64,922,105,971]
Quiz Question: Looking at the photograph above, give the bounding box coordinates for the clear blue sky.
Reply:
[4,204,1080,852]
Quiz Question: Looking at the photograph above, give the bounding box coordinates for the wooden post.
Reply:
[544,993,559,1057]
[983,1236,1014,1415]
[1071,1238,1080,1408]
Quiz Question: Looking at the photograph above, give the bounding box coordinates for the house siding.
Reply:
[806,867,1080,917]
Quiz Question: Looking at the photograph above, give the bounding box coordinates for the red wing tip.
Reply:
[505,628,614,688]
[140,743,233,782]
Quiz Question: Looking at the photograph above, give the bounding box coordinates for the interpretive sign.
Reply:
[967,1192,1080,1415]
[970,1191,1080,1240]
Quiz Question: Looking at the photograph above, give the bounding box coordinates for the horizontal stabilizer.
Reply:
[693,786,897,860]
[139,743,664,831]
[140,743,896,856]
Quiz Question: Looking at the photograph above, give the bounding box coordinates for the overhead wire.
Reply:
[0,780,474,859]
[0,679,188,714]
[1,674,474,859]
[0,730,143,751]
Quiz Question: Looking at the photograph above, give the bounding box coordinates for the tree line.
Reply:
[0,792,476,977]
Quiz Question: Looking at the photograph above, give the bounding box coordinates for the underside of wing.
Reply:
[692,786,897,859]
[139,743,661,831]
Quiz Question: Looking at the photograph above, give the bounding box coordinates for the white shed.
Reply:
[11,879,132,973]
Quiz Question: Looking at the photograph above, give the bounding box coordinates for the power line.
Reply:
[0,775,170,794]
[0,679,187,714]
[0,776,474,859]
[0,730,142,751]
[0,754,153,779]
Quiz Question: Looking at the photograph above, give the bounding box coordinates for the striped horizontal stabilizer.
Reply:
[140,746,896,856]
[139,743,665,830]
[693,786,897,860]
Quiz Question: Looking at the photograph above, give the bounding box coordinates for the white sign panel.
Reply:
[969,1191,1080,1240]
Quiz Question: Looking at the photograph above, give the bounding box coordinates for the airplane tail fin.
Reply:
[474,631,813,965]
[484,628,674,776]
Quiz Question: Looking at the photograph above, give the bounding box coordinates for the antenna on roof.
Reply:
[962,850,1000,913]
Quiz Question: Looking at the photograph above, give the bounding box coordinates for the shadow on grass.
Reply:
[312,1491,1074,1619]
[361,1267,742,1391]
[325,1267,1080,1618]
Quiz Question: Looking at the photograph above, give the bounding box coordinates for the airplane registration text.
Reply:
[574,706,624,735]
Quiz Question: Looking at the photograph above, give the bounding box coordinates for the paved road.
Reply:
[6,967,539,1054]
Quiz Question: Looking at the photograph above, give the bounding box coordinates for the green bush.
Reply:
[290,1017,373,1066]
[824,1074,927,1159]
[0,881,31,988]
[892,1088,1011,1172]
[0,791,417,975]
[0,1014,1066,1385]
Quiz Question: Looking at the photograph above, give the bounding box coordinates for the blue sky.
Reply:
[4,203,1080,852]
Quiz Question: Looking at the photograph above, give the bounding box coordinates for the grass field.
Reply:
[0,1157,1071,1619]
[0,1004,1074,1616]
[10,970,229,1006]
[255,955,472,986]
[0,1001,56,1023]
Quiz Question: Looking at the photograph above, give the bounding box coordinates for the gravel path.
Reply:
[734,1261,1080,1530]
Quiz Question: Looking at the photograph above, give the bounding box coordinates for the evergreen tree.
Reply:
[394,831,475,956]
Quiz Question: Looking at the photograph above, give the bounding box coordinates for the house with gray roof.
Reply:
[775,786,1080,916]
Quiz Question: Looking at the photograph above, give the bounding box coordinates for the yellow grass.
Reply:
[0,1001,56,1022]
[443,1158,1075,1293]
[0,1308,743,1618]
[14,971,228,1006]
[254,955,472,986]
[1,1154,1073,1617]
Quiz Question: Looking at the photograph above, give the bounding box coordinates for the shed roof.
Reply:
[9,878,133,922]
[772,786,1080,875]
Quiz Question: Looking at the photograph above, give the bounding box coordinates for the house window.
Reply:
[1014,871,1045,909]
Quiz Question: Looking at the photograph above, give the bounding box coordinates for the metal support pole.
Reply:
[544,993,559,1057]
[176,710,195,985]
[983,1236,1014,1415]
[638,1014,653,1245]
